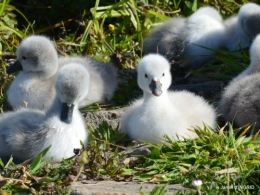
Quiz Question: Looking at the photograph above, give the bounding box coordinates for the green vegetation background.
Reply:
[0,0,260,194]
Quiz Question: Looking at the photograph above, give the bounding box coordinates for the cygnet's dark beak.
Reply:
[7,60,23,74]
[61,103,74,124]
[149,79,162,96]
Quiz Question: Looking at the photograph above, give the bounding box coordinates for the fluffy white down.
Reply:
[179,6,226,68]
[0,63,89,163]
[120,54,216,143]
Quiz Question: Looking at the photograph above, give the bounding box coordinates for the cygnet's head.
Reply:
[55,62,90,123]
[238,3,260,40]
[56,62,90,106]
[137,54,171,96]
[7,35,59,76]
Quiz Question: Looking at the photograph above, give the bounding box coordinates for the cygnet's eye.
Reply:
[145,74,148,78]
[162,73,165,76]
[22,56,26,60]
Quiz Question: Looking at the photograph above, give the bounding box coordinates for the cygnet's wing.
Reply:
[89,58,118,102]
[168,90,216,129]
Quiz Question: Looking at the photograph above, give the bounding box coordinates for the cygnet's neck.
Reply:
[20,68,56,80]
[238,55,260,78]
[46,96,79,120]
[143,90,170,103]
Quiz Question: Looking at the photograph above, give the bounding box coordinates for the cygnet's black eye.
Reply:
[22,56,26,60]
[145,74,148,78]
[162,73,165,76]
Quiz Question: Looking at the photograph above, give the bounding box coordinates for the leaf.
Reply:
[149,184,168,195]
[215,168,238,174]
[218,123,228,136]
[252,130,260,141]
[177,165,189,173]
[234,136,246,147]
[146,10,169,20]
[146,170,159,175]
[191,0,198,12]
[0,159,4,168]
[236,124,252,138]
[29,145,52,174]
[121,168,137,176]
[246,160,260,165]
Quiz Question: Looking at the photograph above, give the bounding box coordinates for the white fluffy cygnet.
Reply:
[219,34,260,130]
[7,35,118,110]
[224,2,260,52]
[179,6,226,68]
[0,63,89,163]
[143,17,186,62]
[120,54,216,143]
[7,35,59,110]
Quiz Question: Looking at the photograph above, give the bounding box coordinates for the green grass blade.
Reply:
[29,145,52,174]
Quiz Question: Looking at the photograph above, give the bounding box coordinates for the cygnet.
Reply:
[120,54,216,143]
[224,3,260,52]
[0,63,89,163]
[7,35,118,110]
[7,35,59,110]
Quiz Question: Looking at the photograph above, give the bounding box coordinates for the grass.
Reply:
[0,123,259,194]
[0,0,260,194]
[131,124,260,194]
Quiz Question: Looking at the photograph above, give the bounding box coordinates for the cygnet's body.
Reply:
[143,17,186,62]
[224,3,260,52]
[7,35,118,110]
[120,54,216,143]
[0,63,89,163]
[219,34,260,130]
[179,6,226,68]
